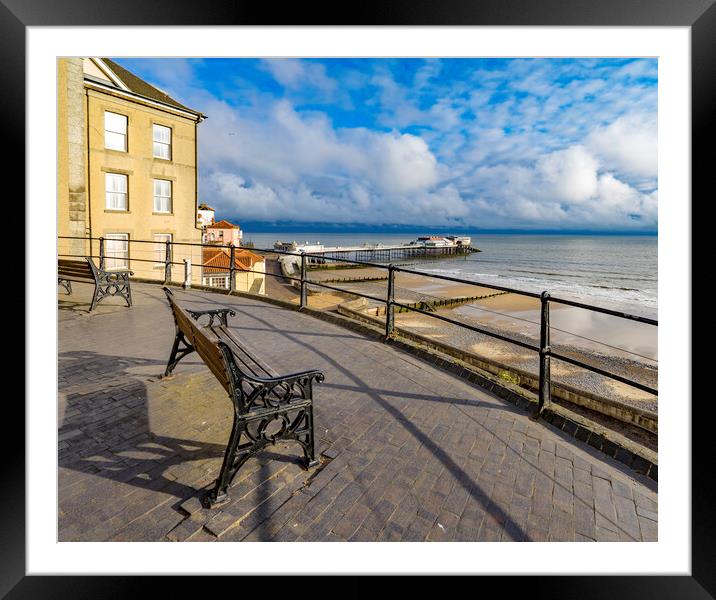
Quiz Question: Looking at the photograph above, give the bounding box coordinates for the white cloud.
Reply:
[357,131,439,194]
[587,112,658,181]
[125,57,658,230]
[536,145,599,204]
[262,58,337,95]
[195,96,443,224]
[460,144,656,229]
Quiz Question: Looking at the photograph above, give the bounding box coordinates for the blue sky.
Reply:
[114,57,658,232]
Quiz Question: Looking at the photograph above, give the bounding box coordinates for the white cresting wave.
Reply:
[414,266,658,316]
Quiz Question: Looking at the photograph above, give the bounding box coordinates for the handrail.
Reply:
[58,235,658,413]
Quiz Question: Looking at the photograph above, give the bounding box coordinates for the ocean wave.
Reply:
[414,266,657,314]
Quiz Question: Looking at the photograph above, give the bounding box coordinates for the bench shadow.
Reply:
[58,349,304,541]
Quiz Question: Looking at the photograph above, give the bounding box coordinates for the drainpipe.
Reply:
[194,120,198,229]
[85,87,92,252]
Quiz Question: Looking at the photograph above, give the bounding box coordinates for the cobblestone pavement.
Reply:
[58,282,657,542]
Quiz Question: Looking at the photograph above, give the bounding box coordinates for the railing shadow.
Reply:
[226,302,648,542]
[227,307,535,541]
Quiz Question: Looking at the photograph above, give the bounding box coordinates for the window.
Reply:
[207,276,229,289]
[104,112,127,151]
[153,179,172,213]
[153,124,171,159]
[154,233,172,267]
[105,173,128,210]
[105,233,129,270]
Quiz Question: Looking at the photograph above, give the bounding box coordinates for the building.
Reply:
[197,203,215,227]
[57,57,206,282]
[201,247,266,294]
[203,219,243,246]
[411,235,472,248]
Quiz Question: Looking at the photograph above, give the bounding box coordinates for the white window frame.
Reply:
[154,233,172,268]
[104,111,127,152]
[105,172,128,211]
[153,179,172,214]
[104,233,129,270]
[206,276,229,289]
[153,124,172,160]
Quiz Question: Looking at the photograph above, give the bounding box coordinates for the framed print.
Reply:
[6,0,710,594]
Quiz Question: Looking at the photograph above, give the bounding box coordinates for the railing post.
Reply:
[300,252,307,308]
[164,240,172,284]
[385,264,395,338]
[183,258,192,289]
[99,237,105,269]
[229,244,236,293]
[537,291,551,415]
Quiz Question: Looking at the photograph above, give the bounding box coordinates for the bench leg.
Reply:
[58,279,72,295]
[207,419,251,508]
[163,331,195,378]
[89,284,100,312]
[298,404,319,469]
[206,404,320,507]
[92,277,132,311]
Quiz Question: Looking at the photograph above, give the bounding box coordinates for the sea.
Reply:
[244,232,658,319]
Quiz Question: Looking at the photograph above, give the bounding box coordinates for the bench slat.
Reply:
[58,259,94,281]
[171,302,231,393]
[188,333,231,392]
[58,274,95,282]
[210,326,278,379]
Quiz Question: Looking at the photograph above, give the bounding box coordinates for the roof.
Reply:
[198,203,215,211]
[208,219,241,230]
[202,247,263,274]
[95,58,205,118]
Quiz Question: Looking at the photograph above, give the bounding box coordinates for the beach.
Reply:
[300,265,658,420]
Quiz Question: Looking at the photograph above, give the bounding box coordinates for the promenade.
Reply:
[58,282,657,542]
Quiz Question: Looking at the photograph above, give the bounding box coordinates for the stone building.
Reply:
[201,247,266,294]
[197,203,215,227]
[57,57,206,282]
[203,219,243,246]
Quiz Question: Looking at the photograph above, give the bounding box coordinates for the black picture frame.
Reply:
[7,0,708,595]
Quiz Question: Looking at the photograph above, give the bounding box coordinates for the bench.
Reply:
[162,287,324,507]
[58,257,134,312]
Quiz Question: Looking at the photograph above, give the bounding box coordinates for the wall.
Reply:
[57,58,90,258]
[85,87,202,282]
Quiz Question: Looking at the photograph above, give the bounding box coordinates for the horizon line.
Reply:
[230,222,657,236]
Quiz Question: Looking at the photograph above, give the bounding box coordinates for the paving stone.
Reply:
[166,517,205,542]
[205,511,242,537]
[58,283,659,542]
[636,506,658,522]
[180,496,205,515]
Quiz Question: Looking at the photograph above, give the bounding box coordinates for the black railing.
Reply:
[58,235,658,414]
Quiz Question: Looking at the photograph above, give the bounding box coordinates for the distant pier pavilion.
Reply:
[274,235,480,264]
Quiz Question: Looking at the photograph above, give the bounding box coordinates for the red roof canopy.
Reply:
[208,219,240,230]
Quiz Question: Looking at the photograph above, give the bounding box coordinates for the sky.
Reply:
[114,57,658,232]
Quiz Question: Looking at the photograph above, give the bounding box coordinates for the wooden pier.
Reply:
[304,243,480,264]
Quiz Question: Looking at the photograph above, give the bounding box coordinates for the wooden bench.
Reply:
[162,287,324,507]
[58,257,133,312]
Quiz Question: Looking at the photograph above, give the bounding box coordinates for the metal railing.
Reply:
[58,235,658,415]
